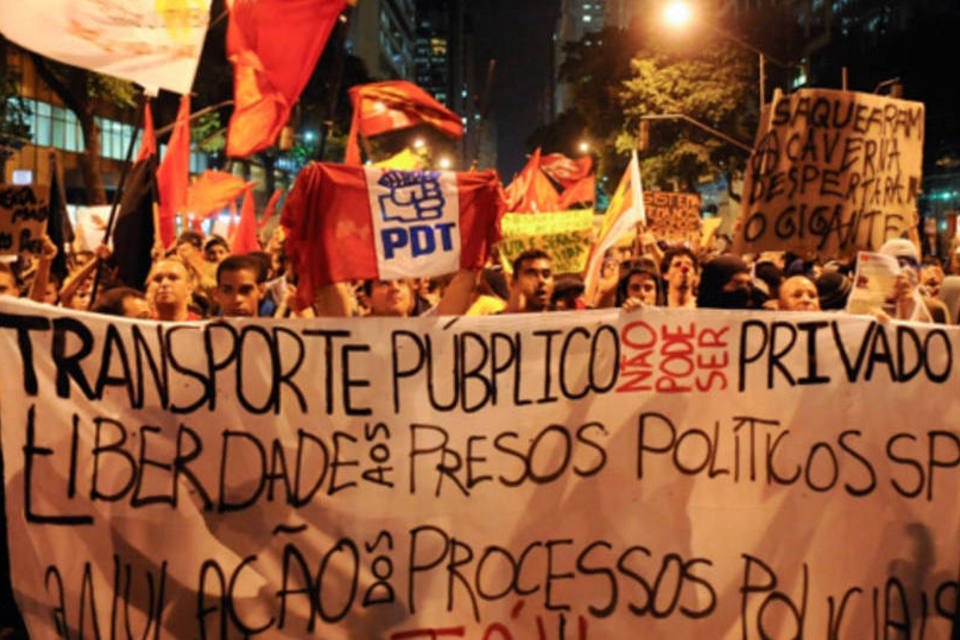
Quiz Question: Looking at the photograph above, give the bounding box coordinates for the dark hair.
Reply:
[754,261,784,299]
[511,249,551,280]
[204,235,229,252]
[660,246,699,275]
[93,286,146,316]
[616,267,663,306]
[177,230,204,250]
[217,254,267,285]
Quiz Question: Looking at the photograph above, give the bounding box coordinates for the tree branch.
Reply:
[28,53,84,116]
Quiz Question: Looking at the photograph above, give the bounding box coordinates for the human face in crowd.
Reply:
[778,276,820,311]
[368,279,413,317]
[625,273,658,306]
[723,271,752,295]
[149,259,193,311]
[921,265,944,297]
[216,268,263,317]
[69,278,93,310]
[0,271,16,297]
[42,281,59,304]
[121,295,153,319]
[205,243,229,264]
[514,257,554,311]
[665,253,697,291]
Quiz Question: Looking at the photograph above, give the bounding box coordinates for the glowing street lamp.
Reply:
[412,137,426,149]
[438,156,453,170]
[578,140,591,154]
[661,0,794,111]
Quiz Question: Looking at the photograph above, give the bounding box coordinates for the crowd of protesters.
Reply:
[1,220,959,326]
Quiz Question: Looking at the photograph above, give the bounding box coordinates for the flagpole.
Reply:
[88,92,148,308]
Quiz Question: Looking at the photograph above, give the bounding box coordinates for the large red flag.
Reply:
[231,187,261,254]
[226,0,346,157]
[345,81,464,165]
[135,102,156,163]
[156,95,191,248]
[186,170,256,219]
[540,153,592,188]
[503,148,561,213]
[282,163,504,305]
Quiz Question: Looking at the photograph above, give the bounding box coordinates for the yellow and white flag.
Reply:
[0,0,211,94]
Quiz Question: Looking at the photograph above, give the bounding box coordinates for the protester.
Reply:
[551,275,586,310]
[92,287,152,318]
[616,265,661,309]
[920,262,944,297]
[504,249,554,313]
[877,238,947,323]
[937,275,960,324]
[204,235,230,265]
[466,266,508,315]
[696,255,762,309]
[815,271,852,310]
[59,244,112,310]
[778,275,820,311]
[147,256,199,321]
[659,246,698,308]
[215,254,266,317]
[0,262,17,297]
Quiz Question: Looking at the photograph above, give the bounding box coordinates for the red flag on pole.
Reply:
[258,187,284,230]
[156,95,191,248]
[226,0,347,157]
[231,186,261,254]
[135,101,156,163]
[345,81,464,165]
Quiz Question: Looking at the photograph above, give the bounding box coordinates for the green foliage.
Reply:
[192,111,225,153]
[618,42,756,190]
[0,68,31,145]
[86,72,137,109]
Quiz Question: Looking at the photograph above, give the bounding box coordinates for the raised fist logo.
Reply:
[377,170,446,223]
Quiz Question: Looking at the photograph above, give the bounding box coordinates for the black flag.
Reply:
[111,155,157,291]
[47,153,74,281]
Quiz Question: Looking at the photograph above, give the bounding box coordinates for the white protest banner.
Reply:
[734,88,925,256]
[0,184,50,256]
[0,298,957,638]
[643,191,702,245]
[0,0,211,95]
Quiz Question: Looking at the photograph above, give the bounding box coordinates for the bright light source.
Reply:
[413,137,426,149]
[663,1,693,28]
[438,156,453,170]
[303,130,316,143]
[12,170,33,185]
[578,141,590,154]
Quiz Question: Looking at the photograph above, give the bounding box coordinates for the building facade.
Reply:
[347,0,417,81]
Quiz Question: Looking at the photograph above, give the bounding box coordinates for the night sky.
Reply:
[472,0,559,181]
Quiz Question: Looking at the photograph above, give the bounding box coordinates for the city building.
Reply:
[347,0,417,81]
[554,0,608,115]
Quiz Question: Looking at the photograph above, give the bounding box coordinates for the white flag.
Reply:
[0,0,211,94]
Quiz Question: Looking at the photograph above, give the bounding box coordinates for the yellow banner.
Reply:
[499,209,593,274]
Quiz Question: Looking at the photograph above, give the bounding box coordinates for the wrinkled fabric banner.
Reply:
[0,298,957,638]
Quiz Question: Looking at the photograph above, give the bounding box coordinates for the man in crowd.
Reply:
[148,256,199,321]
[617,265,661,309]
[660,247,698,308]
[778,275,820,311]
[0,262,17,297]
[92,287,152,318]
[504,249,554,313]
[215,254,265,318]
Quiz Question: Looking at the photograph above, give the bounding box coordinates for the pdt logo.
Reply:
[375,170,457,259]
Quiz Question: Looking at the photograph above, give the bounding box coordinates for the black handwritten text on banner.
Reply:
[734,89,924,256]
[0,299,956,638]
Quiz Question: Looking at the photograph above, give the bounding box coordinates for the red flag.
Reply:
[186,170,256,219]
[557,175,596,209]
[504,148,561,212]
[135,101,156,163]
[156,95,191,248]
[226,201,239,242]
[345,81,464,165]
[231,186,261,254]
[504,148,541,211]
[258,187,284,230]
[540,153,592,188]
[226,0,347,157]
[282,163,504,305]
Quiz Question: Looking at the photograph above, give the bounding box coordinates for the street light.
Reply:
[438,156,453,170]
[661,0,796,111]
[578,140,590,154]
[412,137,426,149]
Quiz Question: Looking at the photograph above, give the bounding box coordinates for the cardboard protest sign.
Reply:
[734,88,925,256]
[1,299,958,638]
[643,191,702,244]
[499,208,593,274]
[0,184,50,256]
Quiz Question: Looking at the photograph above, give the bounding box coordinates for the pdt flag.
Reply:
[282,163,505,300]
